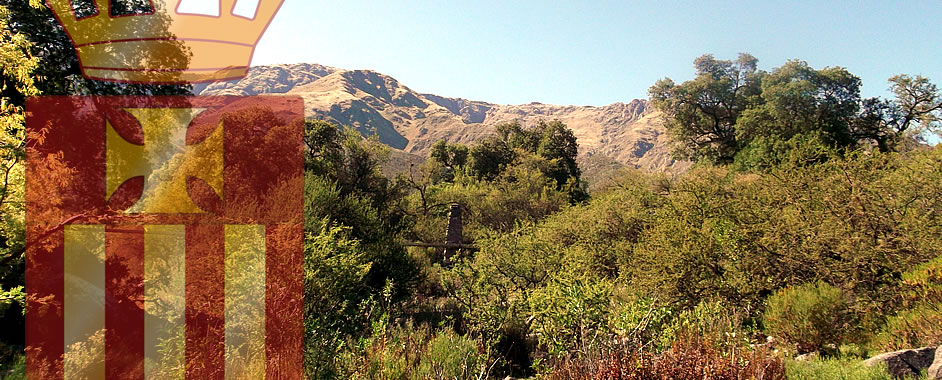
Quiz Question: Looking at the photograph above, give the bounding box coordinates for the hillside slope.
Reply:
[198,63,686,174]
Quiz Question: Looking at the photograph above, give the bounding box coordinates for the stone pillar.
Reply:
[444,203,462,264]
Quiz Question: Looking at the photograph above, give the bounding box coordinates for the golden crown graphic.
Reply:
[46,0,284,83]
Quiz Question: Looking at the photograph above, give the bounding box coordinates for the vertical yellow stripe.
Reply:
[224,225,266,379]
[64,225,106,380]
[144,225,186,379]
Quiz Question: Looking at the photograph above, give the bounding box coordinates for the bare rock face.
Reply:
[864,347,937,379]
[198,63,688,181]
[928,347,942,379]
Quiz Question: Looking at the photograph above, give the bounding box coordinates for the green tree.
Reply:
[468,135,515,181]
[427,140,469,183]
[429,140,469,170]
[0,0,40,365]
[304,219,372,378]
[854,74,942,152]
[649,53,763,164]
[737,60,861,149]
[0,0,191,96]
[468,120,587,202]
[303,121,417,300]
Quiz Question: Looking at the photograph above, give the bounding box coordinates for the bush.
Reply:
[416,330,484,380]
[338,317,486,380]
[609,296,675,349]
[670,300,753,350]
[786,358,896,380]
[872,256,942,351]
[529,276,613,356]
[0,354,25,380]
[871,303,942,351]
[900,255,942,307]
[764,282,849,354]
[338,316,427,380]
[546,334,785,380]
[304,220,373,378]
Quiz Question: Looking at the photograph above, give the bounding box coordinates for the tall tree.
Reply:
[0,0,191,96]
[737,60,861,148]
[649,53,763,163]
[469,120,586,202]
[854,75,942,152]
[651,54,876,166]
[0,0,41,361]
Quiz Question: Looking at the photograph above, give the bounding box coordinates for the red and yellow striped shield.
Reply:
[26,96,305,379]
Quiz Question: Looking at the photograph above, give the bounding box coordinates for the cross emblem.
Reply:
[106,108,224,214]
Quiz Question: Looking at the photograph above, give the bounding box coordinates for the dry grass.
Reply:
[547,335,785,380]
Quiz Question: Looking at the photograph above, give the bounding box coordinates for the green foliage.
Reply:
[871,303,942,352]
[633,147,942,317]
[340,316,425,380]
[0,0,191,96]
[304,119,345,176]
[436,145,939,375]
[528,276,612,356]
[467,120,587,202]
[429,140,469,171]
[0,353,24,379]
[609,296,675,348]
[468,136,514,181]
[337,317,484,380]
[763,282,849,354]
[736,60,861,149]
[304,220,373,378]
[732,131,837,171]
[669,300,753,350]
[415,330,484,380]
[406,158,569,244]
[649,53,763,163]
[304,121,418,300]
[443,225,567,344]
[786,358,899,380]
[651,53,942,167]
[900,255,942,307]
[0,1,41,368]
[302,120,422,376]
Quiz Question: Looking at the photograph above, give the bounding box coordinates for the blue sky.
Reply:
[251,1,942,106]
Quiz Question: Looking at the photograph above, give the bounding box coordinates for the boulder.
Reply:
[864,347,936,379]
[795,352,819,362]
[928,347,942,380]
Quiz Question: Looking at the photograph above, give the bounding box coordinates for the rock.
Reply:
[795,352,819,361]
[928,347,942,380]
[199,63,688,178]
[864,347,937,379]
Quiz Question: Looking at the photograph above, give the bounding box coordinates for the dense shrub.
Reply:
[763,282,849,354]
[546,335,785,380]
[529,276,613,356]
[338,317,485,380]
[609,296,675,349]
[670,300,754,350]
[871,303,942,351]
[785,358,895,380]
[899,255,942,307]
[304,220,373,378]
[416,330,484,380]
[871,255,942,351]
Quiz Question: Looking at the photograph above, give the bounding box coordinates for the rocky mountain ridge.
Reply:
[197,63,685,175]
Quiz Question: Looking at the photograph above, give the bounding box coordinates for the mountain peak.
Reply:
[198,63,686,173]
